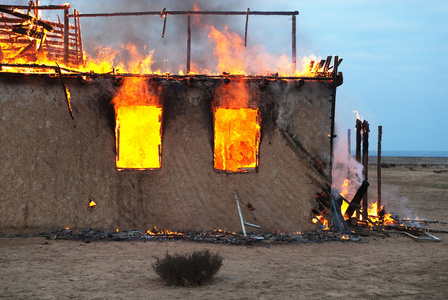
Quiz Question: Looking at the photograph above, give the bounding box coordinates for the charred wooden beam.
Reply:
[0,5,70,10]
[63,6,70,64]
[244,8,250,47]
[355,119,362,162]
[377,125,382,215]
[291,15,296,72]
[344,180,369,219]
[56,65,74,120]
[362,120,369,216]
[324,56,332,72]
[0,5,53,31]
[160,8,167,38]
[72,10,299,18]
[281,130,331,190]
[186,14,191,74]
[329,55,339,179]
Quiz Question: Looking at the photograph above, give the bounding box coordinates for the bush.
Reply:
[152,249,223,286]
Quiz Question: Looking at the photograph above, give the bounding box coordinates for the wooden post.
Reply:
[355,119,362,163]
[73,9,78,63]
[328,55,339,182]
[244,8,249,47]
[291,14,296,72]
[63,6,69,64]
[75,9,83,65]
[186,14,191,74]
[362,120,369,218]
[377,125,382,215]
[347,128,351,161]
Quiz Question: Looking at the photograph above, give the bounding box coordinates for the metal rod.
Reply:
[186,14,191,74]
[291,15,297,72]
[244,221,260,228]
[234,190,247,237]
[71,10,299,18]
[244,8,249,47]
[63,6,69,64]
[377,125,382,215]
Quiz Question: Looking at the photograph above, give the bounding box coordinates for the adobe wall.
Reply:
[0,75,333,233]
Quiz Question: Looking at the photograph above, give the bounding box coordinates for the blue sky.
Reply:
[7,0,448,152]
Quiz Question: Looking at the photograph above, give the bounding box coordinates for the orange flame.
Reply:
[146,226,184,237]
[89,200,96,207]
[367,202,395,225]
[214,108,260,172]
[312,215,329,230]
[112,78,162,170]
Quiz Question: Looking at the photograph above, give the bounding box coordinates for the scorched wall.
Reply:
[0,76,333,233]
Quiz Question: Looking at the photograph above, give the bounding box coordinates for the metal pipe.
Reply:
[233,190,247,237]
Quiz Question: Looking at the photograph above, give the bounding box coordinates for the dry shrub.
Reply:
[152,249,223,286]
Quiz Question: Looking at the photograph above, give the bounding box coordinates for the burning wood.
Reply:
[344,180,369,220]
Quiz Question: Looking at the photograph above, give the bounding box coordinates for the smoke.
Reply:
[331,124,364,200]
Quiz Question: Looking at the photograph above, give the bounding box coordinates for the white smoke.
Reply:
[331,126,364,201]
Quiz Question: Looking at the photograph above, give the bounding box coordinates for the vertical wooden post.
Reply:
[73,9,78,64]
[377,125,382,215]
[76,11,84,64]
[362,120,370,218]
[291,15,296,72]
[347,128,351,161]
[186,14,191,74]
[355,119,362,163]
[244,8,249,47]
[63,6,70,64]
[328,56,339,182]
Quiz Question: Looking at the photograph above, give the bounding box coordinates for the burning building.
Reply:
[0,3,343,233]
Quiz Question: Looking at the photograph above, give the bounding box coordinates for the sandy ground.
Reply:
[1,162,447,300]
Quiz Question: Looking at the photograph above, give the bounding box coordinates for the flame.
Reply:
[146,226,184,237]
[208,25,247,75]
[214,108,260,172]
[312,215,329,230]
[1,7,328,77]
[89,200,96,207]
[353,110,363,121]
[366,202,395,225]
[338,179,352,218]
[112,78,162,170]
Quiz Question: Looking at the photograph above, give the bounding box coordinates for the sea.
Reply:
[352,150,448,157]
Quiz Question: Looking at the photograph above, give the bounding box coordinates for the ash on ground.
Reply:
[10,228,364,245]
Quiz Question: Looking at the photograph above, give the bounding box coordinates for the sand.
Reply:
[1,163,447,300]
